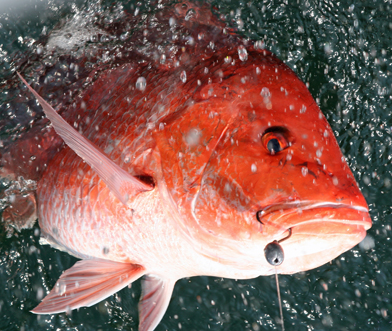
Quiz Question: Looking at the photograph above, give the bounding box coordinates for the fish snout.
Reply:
[282,154,369,213]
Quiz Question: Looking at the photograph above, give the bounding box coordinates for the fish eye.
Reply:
[267,138,281,154]
[261,127,290,155]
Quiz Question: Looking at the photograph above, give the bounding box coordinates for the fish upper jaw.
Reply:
[257,200,371,241]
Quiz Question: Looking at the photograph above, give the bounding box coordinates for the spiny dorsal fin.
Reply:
[17,72,153,205]
[32,259,145,314]
[139,275,176,331]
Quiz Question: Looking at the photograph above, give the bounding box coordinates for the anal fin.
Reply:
[32,259,145,314]
[139,275,176,331]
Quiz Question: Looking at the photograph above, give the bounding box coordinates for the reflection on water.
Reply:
[1,0,391,330]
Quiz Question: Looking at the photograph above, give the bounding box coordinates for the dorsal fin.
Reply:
[17,72,153,205]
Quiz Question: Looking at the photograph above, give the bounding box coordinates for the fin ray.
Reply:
[32,259,145,314]
[139,275,176,331]
[17,72,153,205]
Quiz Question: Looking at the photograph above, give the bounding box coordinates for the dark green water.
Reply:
[0,0,391,330]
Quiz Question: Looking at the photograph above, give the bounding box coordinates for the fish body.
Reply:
[7,2,371,330]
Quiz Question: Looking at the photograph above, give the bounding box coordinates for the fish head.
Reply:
[157,48,372,277]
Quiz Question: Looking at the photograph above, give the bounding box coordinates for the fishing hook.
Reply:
[256,210,293,243]
[277,228,292,244]
[256,209,264,224]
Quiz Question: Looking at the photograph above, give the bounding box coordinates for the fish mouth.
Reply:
[258,201,371,232]
[258,201,372,274]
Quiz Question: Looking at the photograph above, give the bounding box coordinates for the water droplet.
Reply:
[185,8,196,21]
[324,43,333,55]
[65,305,72,315]
[180,70,187,83]
[332,176,339,185]
[260,87,270,98]
[185,128,201,146]
[300,105,307,114]
[136,77,146,91]
[359,235,375,250]
[254,40,265,49]
[36,287,44,300]
[238,45,248,61]
[159,123,165,130]
[224,56,232,64]
[160,54,166,64]
[169,17,176,26]
[236,18,244,29]
[251,164,257,173]
[186,36,195,45]
[301,167,308,177]
[59,282,67,295]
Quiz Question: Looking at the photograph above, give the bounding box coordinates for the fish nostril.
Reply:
[264,241,284,266]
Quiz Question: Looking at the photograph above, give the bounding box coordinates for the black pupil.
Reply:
[267,138,281,154]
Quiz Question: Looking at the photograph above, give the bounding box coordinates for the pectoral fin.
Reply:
[32,259,145,314]
[139,275,176,331]
[17,72,153,205]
